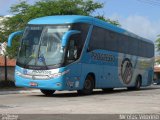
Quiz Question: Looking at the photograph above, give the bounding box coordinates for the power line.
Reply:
[139,0,160,4]
[137,0,160,6]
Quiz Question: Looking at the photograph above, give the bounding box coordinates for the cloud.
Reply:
[109,14,160,55]
[109,14,160,42]
[120,15,160,41]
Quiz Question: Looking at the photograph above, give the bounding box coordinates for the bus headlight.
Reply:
[49,70,70,79]
[15,69,70,80]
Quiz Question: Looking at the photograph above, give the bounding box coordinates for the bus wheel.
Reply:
[102,88,114,92]
[128,76,141,90]
[40,89,55,96]
[77,75,94,95]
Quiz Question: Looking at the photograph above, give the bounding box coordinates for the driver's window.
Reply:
[67,39,78,60]
[66,34,81,64]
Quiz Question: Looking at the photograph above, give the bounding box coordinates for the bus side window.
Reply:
[88,26,105,51]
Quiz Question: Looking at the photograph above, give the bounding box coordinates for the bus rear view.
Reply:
[8,15,154,96]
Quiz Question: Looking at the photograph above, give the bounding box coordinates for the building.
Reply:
[154,65,160,84]
[0,56,16,81]
[0,42,7,55]
[0,15,16,81]
[153,56,160,84]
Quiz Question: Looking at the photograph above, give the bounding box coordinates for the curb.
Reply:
[0,89,40,95]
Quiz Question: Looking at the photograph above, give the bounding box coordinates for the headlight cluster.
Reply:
[15,69,70,80]
[49,70,70,79]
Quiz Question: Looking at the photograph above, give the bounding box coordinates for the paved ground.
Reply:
[0,85,160,114]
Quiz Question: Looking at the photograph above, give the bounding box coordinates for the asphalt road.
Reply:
[0,85,160,114]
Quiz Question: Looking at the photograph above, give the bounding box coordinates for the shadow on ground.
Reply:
[0,81,15,88]
[31,85,160,98]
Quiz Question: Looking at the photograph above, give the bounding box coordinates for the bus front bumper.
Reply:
[15,74,68,90]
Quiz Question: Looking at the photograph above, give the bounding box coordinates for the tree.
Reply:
[0,0,120,58]
[95,15,120,26]
[156,35,160,51]
[156,35,160,63]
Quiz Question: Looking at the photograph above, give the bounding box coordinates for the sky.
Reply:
[0,0,160,42]
[95,0,160,41]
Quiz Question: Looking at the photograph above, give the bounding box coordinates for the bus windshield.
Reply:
[17,25,71,69]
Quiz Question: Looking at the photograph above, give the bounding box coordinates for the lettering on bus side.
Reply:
[32,70,52,75]
[120,58,133,84]
[90,52,115,62]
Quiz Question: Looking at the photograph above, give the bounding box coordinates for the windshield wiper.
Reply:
[24,57,33,68]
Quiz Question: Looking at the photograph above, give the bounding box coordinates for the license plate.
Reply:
[29,82,38,87]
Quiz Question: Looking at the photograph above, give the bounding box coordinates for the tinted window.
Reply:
[89,26,105,51]
[88,25,154,58]
[72,23,90,49]
[117,34,128,54]
[138,41,154,58]
[105,31,118,52]
[128,37,139,55]
[65,23,90,65]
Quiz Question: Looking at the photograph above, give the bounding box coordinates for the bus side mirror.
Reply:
[62,30,81,47]
[7,30,23,47]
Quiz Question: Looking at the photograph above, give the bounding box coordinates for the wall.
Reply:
[0,66,15,81]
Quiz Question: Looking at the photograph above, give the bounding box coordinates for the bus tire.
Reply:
[102,88,114,92]
[40,89,55,96]
[77,75,94,95]
[128,76,141,90]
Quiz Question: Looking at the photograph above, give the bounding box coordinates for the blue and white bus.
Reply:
[8,15,154,96]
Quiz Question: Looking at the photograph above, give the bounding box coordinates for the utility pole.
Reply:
[4,54,7,81]
[1,22,8,82]
[1,41,7,81]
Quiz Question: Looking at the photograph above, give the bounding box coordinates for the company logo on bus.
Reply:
[90,52,115,62]
[120,58,133,84]
[32,70,52,75]
[23,69,28,75]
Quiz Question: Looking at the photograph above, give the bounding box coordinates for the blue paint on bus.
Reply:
[8,15,154,94]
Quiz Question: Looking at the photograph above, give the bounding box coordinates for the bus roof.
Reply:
[28,15,153,44]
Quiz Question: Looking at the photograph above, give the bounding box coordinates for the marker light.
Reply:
[49,70,70,79]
